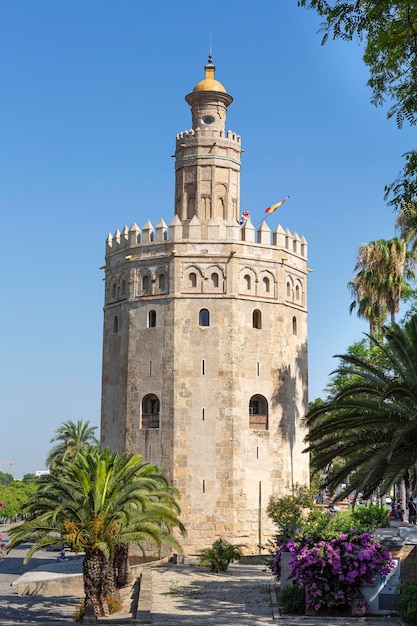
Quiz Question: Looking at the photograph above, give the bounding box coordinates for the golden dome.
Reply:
[192,58,227,93]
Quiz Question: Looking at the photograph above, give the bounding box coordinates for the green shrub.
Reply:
[396,581,417,626]
[352,504,390,529]
[198,537,245,573]
[266,484,314,532]
[278,582,305,614]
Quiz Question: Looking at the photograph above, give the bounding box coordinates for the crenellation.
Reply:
[155,218,168,243]
[176,128,241,145]
[129,223,141,246]
[105,216,306,265]
[273,224,286,249]
[241,219,256,243]
[121,226,129,247]
[188,215,201,240]
[257,220,271,245]
[141,220,155,243]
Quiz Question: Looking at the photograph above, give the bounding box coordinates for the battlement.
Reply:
[176,128,241,145]
[105,216,307,258]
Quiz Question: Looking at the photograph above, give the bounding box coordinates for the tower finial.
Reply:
[208,29,213,65]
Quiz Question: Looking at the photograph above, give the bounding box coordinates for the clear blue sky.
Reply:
[1,1,411,478]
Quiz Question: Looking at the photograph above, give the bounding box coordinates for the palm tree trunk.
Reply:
[114,543,132,587]
[83,549,107,617]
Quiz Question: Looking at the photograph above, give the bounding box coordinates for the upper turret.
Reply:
[174,58,241,233]
[185,56,233,134]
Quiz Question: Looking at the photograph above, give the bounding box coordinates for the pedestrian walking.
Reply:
[408,497,417,524]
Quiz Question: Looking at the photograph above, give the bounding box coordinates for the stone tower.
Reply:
[100,58,309,553]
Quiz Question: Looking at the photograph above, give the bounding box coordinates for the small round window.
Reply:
[202,116,214,125]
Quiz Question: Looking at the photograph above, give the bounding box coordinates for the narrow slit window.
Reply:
[113,315,119,333]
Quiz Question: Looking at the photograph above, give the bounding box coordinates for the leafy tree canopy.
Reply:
[0,471,14,486]
[298,0,417,207]
[0,481,37,520]
[22,473,37,484]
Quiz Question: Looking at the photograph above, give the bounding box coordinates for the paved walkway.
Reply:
[0,525,409,625]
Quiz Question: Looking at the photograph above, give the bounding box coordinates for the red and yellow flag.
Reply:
[265,196,289,214]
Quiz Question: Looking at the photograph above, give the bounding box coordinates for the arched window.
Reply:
[252,309,262,329]
[142,275,150,294]
[142,394,160,429]
[293,316,297,335]
[249,395,268,430]
[158,274,166,291]
[148,310,156,328]
[244,274,251,290]
[295,284,300,301]
[189,272,197,288]
[263,276,270,293]
[199,309,210,327]
[211,273,219,288]
[286,282,292,298]
[121,280,126,296]
[112,283,117,300]
[113,315,119,333]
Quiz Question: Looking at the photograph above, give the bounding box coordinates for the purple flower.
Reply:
[271,529,395,614]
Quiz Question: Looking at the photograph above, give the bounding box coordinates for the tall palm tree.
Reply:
[8,448,185,616]
[46,419,98,469]
[305,315,417,501]
[349,238,414,331]
[348,283,387,334]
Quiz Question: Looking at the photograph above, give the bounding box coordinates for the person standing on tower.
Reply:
[238,209,250,225]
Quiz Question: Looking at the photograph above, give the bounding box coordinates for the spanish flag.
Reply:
[264,196,289,214]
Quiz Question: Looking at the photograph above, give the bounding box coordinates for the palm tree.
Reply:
[304,315,417,501]
[46,419,98,469]
[8,448,185,616]
[349,238,414,332]
[198,538,245,573]
[348,283,387,334]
